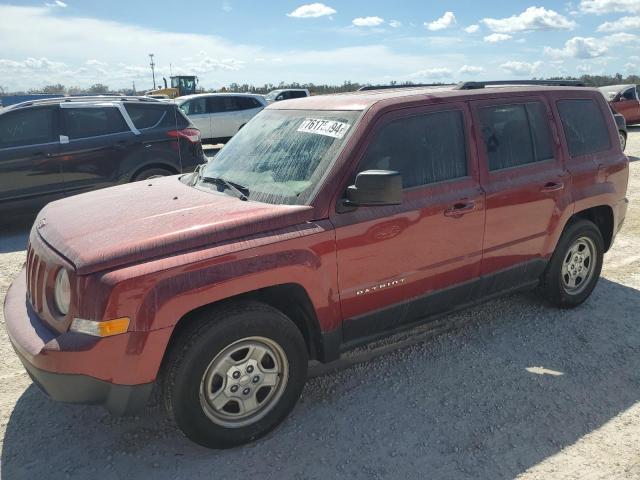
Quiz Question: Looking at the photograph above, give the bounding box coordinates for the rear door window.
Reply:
[124,104,168,129]
[63,107,129,139]
[478,102,554,171]
[207,96,241,113]
[0,107,57,148]
[358,109,468,188]
[557,99,611,157]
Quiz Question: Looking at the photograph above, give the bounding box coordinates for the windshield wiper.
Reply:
[201,176,250,201]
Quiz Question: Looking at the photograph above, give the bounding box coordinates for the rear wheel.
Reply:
[162,302,308,449]
[619,131,627,151]
[133,167,174,181]
[537,219,604,308]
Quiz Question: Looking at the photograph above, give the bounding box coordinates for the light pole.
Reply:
[149,53,156,90]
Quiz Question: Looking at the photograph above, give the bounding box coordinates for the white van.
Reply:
[176,93,266,143]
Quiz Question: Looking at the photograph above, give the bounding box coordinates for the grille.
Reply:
[26,243,47,314]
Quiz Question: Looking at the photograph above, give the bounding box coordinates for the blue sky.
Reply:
[0,0,638,91]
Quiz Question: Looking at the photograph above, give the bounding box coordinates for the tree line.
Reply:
[2,74,638,97]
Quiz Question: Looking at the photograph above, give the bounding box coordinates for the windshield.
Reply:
[264,91,281,101]
[200,109,360,205]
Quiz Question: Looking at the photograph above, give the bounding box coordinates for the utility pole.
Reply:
[149,53,156,89]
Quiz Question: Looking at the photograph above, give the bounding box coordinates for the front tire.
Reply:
[162,302,308,449]
[537,219,604,308]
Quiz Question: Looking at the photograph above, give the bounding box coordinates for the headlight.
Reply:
[54,269,70,315]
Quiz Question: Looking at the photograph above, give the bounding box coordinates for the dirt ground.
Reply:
[1,128,639,480]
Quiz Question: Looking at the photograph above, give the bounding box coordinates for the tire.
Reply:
[537,219,604,308]
[619,131,627,151]
[162,302,308,449]
[133,167,174,181]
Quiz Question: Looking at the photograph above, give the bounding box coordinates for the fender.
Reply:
[96,220,341,335]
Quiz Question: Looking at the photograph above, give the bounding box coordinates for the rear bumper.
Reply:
[612,197,629,246]
[4,268,169,415]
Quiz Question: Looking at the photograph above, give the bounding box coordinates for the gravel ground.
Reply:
[1,127,639,480]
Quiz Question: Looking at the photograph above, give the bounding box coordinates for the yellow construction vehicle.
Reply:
[146,76,198,98]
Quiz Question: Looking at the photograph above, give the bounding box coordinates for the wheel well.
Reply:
[572,205,614,251]
[131,163,178,181]
[167,284,322,361]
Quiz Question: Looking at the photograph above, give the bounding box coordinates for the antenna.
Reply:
[149,53,156,89]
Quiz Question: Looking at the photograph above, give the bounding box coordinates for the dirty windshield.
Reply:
[201,109,360,204]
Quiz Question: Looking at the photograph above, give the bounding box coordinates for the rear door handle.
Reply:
[444,201,476,217]
[540,182,564,192]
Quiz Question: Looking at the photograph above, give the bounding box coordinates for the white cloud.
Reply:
[222,1,232,12]
[579,0,640,14]
[484,33,512,43]
[604,32,640,44]
[352,16,384,27]
[44,0,67,7]
[576,64,592,72]
[500,61,542,76]
[482,7,575,33]
[459,65,484,74]
[389,19,402,28]
[625,62,638,70]
[287,3,336,18]
[544,36,608,58]
[408,67,453,79]
[425,12,456,31]
[464,24,480,33]
[596,15,640,31]
[86,59,107,67]
[0,6,472,91]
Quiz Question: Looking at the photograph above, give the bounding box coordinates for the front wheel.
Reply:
[537,219,604,308]
[162,302,308,449]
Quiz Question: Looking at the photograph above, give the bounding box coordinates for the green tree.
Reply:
[87,83,110,94]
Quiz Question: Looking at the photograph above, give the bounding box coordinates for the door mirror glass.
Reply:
[345,170,402,207]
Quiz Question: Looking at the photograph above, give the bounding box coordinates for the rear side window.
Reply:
[208,96,243,113]
[63,107,129,139]
[124,104,168,129]
[0,107,56,148]
[621,88,637,101]
[478,102,554,171]
[557,99,611,157]
[236,97,261,110]
[358,109,467,188]
[290,91,307,99]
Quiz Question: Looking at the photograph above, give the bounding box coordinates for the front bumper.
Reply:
[4,268,168,415]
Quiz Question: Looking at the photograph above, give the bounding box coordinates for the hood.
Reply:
[35,176,314,275]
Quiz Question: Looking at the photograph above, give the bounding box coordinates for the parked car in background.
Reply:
[176,93,266,144]
[612,107,628,151]
[4,81,628,449]
[0,96,206,216]
[600,84,640,126]
[264,88,310,103]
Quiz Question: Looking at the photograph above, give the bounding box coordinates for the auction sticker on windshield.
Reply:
[297,118,350,139]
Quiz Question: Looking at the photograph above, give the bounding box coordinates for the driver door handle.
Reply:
[540,182,564,192]
[444,201,476,217]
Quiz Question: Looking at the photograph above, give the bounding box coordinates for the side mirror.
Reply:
[341,170,402,210]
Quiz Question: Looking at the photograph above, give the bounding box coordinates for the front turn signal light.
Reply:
[70,317,130,337]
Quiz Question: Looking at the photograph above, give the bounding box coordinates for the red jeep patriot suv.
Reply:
[4,82,629,449]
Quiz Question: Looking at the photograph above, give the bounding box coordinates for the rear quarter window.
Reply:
[124,104,168,129]
[557,99,611,157]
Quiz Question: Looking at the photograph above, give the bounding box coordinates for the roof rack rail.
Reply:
[456,80,585,90]
[5,95,162,111]
[357,83,452,92]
